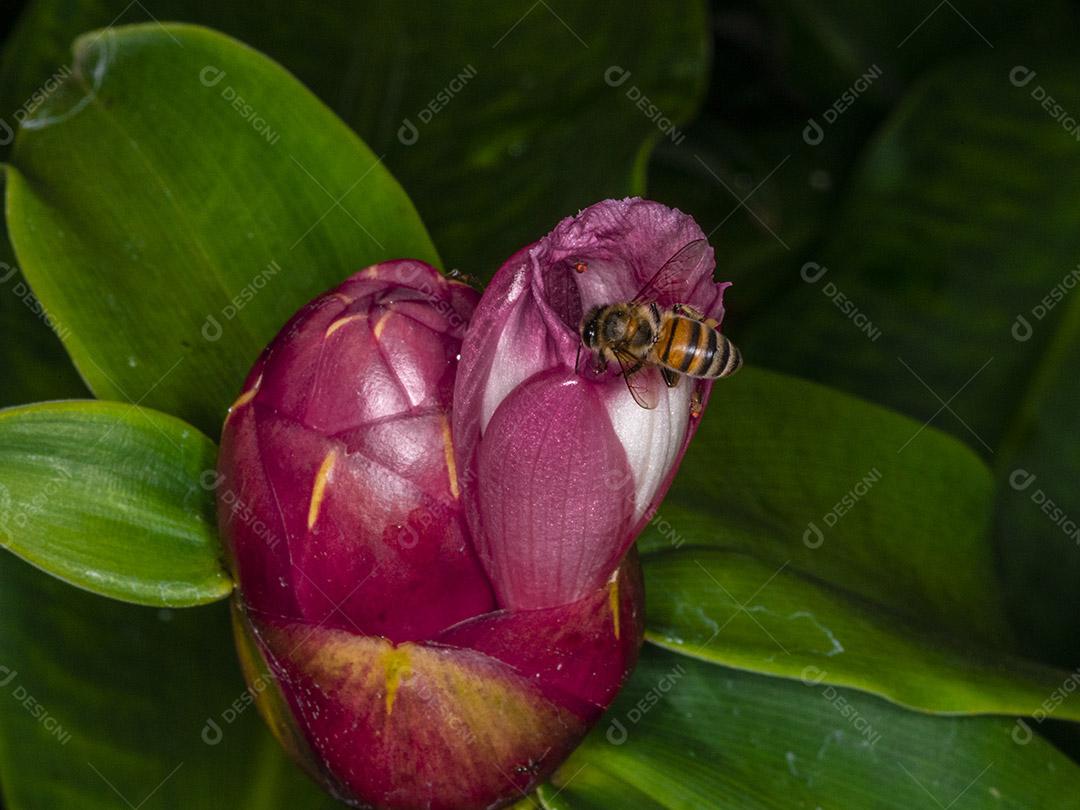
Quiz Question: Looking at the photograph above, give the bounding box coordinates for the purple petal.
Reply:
[454,199,731,607]
[219,260,494,641]
[474,368,635,609]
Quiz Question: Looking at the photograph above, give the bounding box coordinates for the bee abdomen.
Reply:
[658,316,742,378]
[704,332,742,378]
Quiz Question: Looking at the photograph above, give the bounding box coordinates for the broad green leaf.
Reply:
[0,400,230,606]
[643,548,1080,721]
[648,119,844,326]
[539,647,1080,810]
[740,55,1080,453]
[995,321,1080,665]
[761,1,1070,117]
[646,367,1008,645]
[0,201,85,407]
[0,554,337,809]
[0,0,709,278]
[6,23,438,436]
[730,55,1080,666]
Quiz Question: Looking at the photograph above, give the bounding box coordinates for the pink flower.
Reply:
[454,198,732,610]
[218,258,644,810]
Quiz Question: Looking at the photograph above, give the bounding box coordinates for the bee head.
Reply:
[580,306,604,348]
[601,307,630,343]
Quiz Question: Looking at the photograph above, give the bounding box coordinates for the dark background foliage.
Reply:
[1,1,1080,807]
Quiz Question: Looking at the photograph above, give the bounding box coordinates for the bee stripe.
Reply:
[679,320,700,373]
[716,335,731,377]
[661,317,679,363]
[700,327,718,376]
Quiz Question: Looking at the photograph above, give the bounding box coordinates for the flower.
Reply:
[217,258,644,810]
[453,198,730,611]
[218,259,493,643]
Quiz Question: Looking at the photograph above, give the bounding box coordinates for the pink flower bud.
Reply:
[218,259,644,809]
[454,198,732,610]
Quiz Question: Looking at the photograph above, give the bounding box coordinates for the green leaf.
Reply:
[643,548,1080,721]
[740,55,1080,454]
[761,1,1070,117]
[647,367,1008,645]
[995,315,1080,665]
[6,23,439,436]
[1,0,709,348]
[0,400,230,606]
[539,647,1080,810]
[648,121,843,326]
[730,55,1080,666]
[639,368,1080,719]
[0,209,86,407]
[0,554,337,809]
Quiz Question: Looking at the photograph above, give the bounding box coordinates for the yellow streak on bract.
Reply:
[440,415,460,499]
[325,313,365,338]
[226,374,262,421]
[307,450,337,530]
[383,646,412,716]
[330,292,354,305]
[373,310,393,340]
[608,575,621,640]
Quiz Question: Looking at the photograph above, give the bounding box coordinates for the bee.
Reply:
[578,239,742,409]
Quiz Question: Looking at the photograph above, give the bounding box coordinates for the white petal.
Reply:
[480,270,552,434]
[605,378,691,522]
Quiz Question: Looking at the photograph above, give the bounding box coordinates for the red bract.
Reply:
[454,199,730,611]
[218,259,644,810]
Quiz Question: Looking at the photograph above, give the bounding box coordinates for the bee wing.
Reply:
[614,349,661,410]
[630,239,708,305]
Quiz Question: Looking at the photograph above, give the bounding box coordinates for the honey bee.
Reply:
[578,239,742,409]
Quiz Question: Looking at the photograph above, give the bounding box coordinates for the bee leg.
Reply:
[660,367,680,388]
[673,303,711,323]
